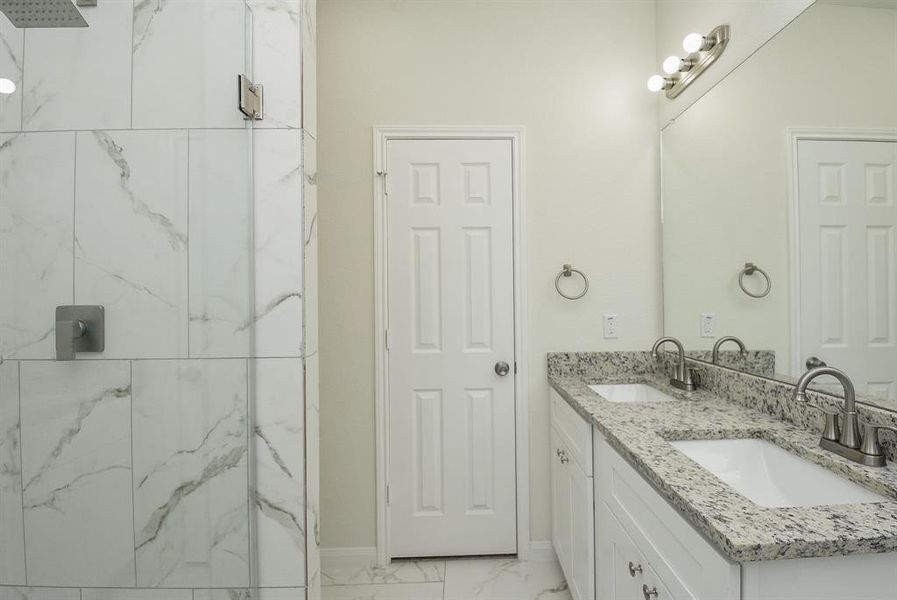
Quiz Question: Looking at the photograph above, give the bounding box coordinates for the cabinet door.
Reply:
[570,458,595,600]
[597,501,649,600]
[551,425,571,577]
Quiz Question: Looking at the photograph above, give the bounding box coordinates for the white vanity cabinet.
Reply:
[550,390,595,600]
[594,430,740,600]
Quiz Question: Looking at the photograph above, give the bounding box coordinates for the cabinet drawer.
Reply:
[595,431,740,600]
[550,388,592,476]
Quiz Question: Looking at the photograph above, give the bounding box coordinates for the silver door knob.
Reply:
[494,361,510,376]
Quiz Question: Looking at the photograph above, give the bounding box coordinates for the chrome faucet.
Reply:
[651,337,698,391]
[711,336,747,364]
[794,366,893,467]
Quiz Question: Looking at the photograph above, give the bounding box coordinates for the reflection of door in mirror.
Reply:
[796,139,897,403]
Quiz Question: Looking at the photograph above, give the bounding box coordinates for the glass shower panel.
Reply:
[0,0,259,595]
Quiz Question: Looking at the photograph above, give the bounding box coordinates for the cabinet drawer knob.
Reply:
[643,584,658,599]
[559,449,569,464]
[628,562,643,577]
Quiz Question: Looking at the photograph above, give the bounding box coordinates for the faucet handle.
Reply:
[808,404,840,442]
[859,422,897,458]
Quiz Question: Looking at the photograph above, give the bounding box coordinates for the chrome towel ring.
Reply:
[555,264,589,300]
[739,262,771,298]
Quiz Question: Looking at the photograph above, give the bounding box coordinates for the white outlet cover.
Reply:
[603,314,618,339]
[700,312,715,338]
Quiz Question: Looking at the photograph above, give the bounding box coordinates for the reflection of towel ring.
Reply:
[555,264,589,300]
[739,262,771,298]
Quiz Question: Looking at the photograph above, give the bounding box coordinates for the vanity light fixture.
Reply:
[0,78,15,94]
[646,74,673,93]
[649,25,730,99]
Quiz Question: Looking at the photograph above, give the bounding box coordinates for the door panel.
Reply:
[798,140,897,402]
[387,138,516,557]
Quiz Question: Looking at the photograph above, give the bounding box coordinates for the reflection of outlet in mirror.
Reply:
[700,313,715,338]
[603,314,618,339]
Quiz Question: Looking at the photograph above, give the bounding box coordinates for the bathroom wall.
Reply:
[317,0,661,550]
[662,3,897,373]
[654,0,814,126]
[0,1,317,597]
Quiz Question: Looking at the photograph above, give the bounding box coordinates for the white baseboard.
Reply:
[528,540,558,562]
[321,546,378,569]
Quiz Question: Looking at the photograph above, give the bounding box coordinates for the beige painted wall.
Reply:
[318,0,661,549]
[662,2,897,373]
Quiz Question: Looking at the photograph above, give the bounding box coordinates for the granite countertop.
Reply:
[549,372,897,563]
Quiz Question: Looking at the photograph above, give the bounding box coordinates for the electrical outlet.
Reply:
[603,314,618,339]
[700,313,715,338]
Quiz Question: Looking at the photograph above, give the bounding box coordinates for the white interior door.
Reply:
[797,139,897,402]
[386,138,517,558]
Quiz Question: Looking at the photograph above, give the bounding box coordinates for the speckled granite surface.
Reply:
[548,352,897,563]
[685,349,776,378]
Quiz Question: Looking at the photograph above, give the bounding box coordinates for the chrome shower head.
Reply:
[0,0,88,28]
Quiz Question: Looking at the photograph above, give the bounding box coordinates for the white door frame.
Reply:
[373,126,528,566]
[787,128,897,376]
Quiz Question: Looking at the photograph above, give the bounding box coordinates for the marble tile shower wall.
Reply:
[0,1,317,599]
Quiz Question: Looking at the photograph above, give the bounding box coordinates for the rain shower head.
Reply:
[0,0,89,28]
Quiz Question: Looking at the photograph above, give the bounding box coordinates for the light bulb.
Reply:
[663,56,682,75]
[646,75,667,93]
[0,78,15,95]
[682,32,706,54]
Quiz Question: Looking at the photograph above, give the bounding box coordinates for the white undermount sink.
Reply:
[671,438,888,508]
[588,383,677,404]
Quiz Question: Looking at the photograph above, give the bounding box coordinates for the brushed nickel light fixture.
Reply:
[647,25,730,99]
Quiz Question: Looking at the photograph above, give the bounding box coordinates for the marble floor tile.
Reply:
[442,557,571,600]
[322,583,443,600]
[322,560,445,586]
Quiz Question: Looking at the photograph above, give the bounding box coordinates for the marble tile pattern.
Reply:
[253,358,306,587]
[188,130,253,358]
[132,0,247,129]
[250,0,301,130]
[321,558,569,600]
[0,20,23,132]
[0,362,25,585]
[132,360,250,588]
[301,0,317,137]
[548,351,897,562]
[252,130,304,357]
[0,132,75,360]
[74,129,189,359]
[19,361,134,587]
[22,0,131,131]
[0,0,315,593]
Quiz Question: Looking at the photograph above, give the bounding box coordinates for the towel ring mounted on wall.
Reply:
[739,262,771,298]
[555,264,589,300]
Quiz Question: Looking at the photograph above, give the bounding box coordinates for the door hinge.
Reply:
[238,74,264,120]
[514,361,518,374]
[385,329,391,350]
[386,484,391,505]
[377,170,388,197]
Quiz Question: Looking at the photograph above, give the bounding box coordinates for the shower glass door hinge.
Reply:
[238,74,264,121]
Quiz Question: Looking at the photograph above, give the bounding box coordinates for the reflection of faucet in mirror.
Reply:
[793,366,893,467]
[651,337,698,392]
[711,336,747,365]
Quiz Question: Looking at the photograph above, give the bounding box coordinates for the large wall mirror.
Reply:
[662,0,897,412]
